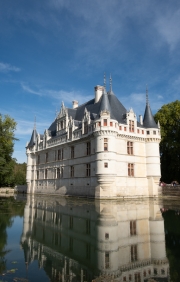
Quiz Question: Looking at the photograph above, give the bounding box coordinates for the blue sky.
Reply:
[1,0,180,163]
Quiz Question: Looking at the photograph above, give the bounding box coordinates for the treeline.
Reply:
[154,100,180,184]
[0,114,26,187]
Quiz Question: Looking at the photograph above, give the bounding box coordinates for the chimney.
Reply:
[139,115,143,125]
[72,100,78,109]
[94,85,104,103]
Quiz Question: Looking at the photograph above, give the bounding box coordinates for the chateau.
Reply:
[26,78,161,198]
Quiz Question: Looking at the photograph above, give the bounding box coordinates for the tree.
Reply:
[154,100,180,183]
[0,114,17,187]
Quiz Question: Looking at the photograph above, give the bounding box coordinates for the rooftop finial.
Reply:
[146,85,149,105]
[110,73,112,93]
[34,116,36,130]
[104,72,106,90]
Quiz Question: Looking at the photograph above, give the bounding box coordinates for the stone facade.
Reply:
[26,82,161,198]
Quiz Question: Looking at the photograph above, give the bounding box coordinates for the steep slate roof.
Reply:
[143,103,158,128]
[28,129,37,147]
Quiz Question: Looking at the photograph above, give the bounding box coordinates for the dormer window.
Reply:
[84,121,88,134]
[104,119,107,126]
[129,120,134,132]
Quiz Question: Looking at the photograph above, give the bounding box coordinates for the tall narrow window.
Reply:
[86,142,91,155]
[71,146,74,159]
[130,221,136,236]
[105,252,110,269]
[84,121,88,134]
[61,121,63,129]
[129,120,134,132]
[104,119,107,126]
[45,152,48,163]
[55,151,57,161]
[61,148,64,160]
[58,149,61,160]
[127,141,133,155]
[45,169,48,179]
[104,138,108,151]
[131,245,137,262]
[134,273,141,282]
[37,155,40,164]
[128,163,134,176]
[70,166,74,177]
[57,168,60,179]
[37,170,39,180]
[69,127,72,139]
[86,163,91,177]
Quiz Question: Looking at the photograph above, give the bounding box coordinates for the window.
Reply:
[129,120,134,132]
[55,151,57,161]
[69,127,72,139]
[104,119,107,126]
[105,252,110,269]
[37,155,40,164]
[153,130,156,135]
[127,141,133,155]
[86,142,91,155]
[124,127,127,131]
[154,269,157,275]
[131,245,137,262]
[97,121,101,127]
[105,233,109,240]
[37,170,39,180]
[57,168,60,179]
[104,162,108,168]
[148,269,151,275]
[130,220,136,235]
[129,275,132,281]
[86,163,91,177]
[147,131,150,135]
[119,126,122,130]
[58,149,63,160]
[143,271,146,277]
[84,121,88,134]
[142,130,144,134]
[71,146,74,159]
[128,163,134,176]
[70,166,74,178]
[61,121,63,129]
[137,129,139,133]
[45,169,48,179]
[104,138,108,151]
[134,273,141,282]
[123,277,126,282]
[45,152,48,163]
[110,122,113,126]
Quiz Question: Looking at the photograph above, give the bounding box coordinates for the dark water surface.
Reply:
[0,195,180,282]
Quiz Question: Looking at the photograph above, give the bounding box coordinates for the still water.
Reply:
[0,195,180,282]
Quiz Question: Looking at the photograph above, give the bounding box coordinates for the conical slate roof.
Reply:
[143,103,158,128]
[28,128,37,147]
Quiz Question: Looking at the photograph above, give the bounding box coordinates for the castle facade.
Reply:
[26,80,161,198]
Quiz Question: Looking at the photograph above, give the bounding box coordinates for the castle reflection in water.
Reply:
[21,195,169,282]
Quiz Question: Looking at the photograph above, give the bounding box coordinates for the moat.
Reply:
[0,195,180,281]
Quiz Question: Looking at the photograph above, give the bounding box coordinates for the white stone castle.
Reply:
[26,77,161,198]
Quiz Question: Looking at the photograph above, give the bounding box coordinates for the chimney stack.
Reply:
[94,85,104,103]
[72,100,78,109]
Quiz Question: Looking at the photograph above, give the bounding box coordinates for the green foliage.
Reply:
[154,100,180,183]
[0,114,17,187]
[13,162,26,185]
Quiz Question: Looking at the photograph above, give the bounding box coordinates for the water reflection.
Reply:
[21,196,169,281]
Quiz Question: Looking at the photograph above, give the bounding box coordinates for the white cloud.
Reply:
[21,83,92,106]
[0,62,21,73]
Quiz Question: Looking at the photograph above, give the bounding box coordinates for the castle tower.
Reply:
[143,87,161,196]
